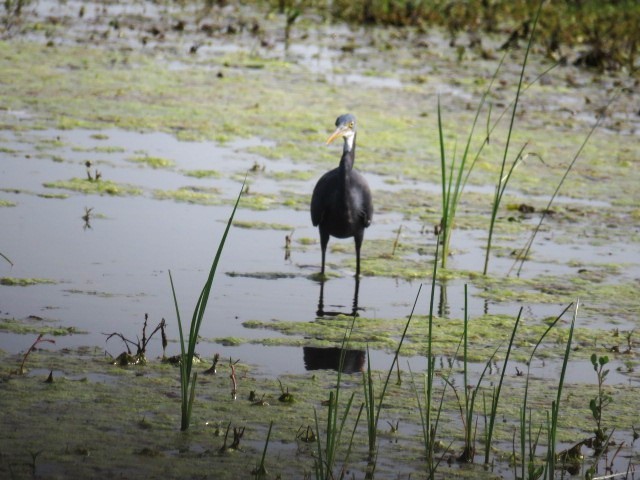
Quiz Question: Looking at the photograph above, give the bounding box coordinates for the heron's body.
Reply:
[311,114,373,276]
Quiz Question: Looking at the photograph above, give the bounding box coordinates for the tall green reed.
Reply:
[516,302,573,480]
[437,0,552,273]
[362,283,423,458]
[169,181,244,431]
[436,56,503,269]
[509,97,614,277]
[407,237,446,478]
[314,316,363,480]
[483,0,543,275]
[545,300,578,479]
[483,306,522,464]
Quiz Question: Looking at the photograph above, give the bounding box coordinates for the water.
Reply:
[1,125,638,382]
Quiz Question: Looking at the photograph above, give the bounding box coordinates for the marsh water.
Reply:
[1,1,639,478]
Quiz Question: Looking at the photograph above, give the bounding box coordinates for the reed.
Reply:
[483,306,522,464]
[313,316,362,480]
[483,0,543,275]
[515,302,573,479]
[169,181,244,431]
[436,56,503,269]
[362,283,422,458]
[509,100,613,277]
[252,420,273,478]
[545,300,578,479]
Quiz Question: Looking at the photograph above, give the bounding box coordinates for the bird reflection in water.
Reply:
[305,278,365,373]
[303,346,365,374]
[316,277,360,318]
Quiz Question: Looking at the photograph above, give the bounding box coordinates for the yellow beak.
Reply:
[326,127,346,145]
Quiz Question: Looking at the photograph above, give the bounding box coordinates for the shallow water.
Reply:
[1,124,638,379]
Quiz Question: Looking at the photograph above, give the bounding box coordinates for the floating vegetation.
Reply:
[0,199,16,207]
[182,169,221,179]
[153,186,220,205]
[43,178,142,196]
[232,220,293,230]
[127,155,175,169]
[37,192,69,199]
[0,277,56,286]
[0,317,84,336]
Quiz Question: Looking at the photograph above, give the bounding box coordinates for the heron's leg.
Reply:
[354,230,364,277]
[320,229,330,275]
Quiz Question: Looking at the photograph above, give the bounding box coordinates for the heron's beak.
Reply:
[326,126,346,145]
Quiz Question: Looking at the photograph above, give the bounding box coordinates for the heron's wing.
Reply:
[352,171,373,228]
[310,169,338,226]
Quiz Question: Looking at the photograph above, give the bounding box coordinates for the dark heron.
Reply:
[310,114,373,276]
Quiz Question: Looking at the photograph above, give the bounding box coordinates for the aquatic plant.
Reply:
[509,100,612,277]
[481,308,521,465]
[17,333,54,375]
[313,316,363,480]
[409,238,447,479]
[454,285,515,463]
[435,56,502,269]
[104,314,167,365]
[545,300,577,479]
[0,252,12,266]
[252,420,273,478]
[482,0,542,276]
[589,353,612,455]
[362,283,421,458]
[169,181,244,431]
[516,302,572,480]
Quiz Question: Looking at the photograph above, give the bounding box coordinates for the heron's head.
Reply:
[326,113,357,146]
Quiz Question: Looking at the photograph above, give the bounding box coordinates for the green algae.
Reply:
[0,317,85,336]
[0,199,16,207]
[232,220,293,231]
[239,312,623,363]
[37,192,69,199]
[0,346,637,479]
[153,186,221,205]
[43,178,143,196]
[127,155,175,169]
[0,277,56,286]
[182,169,221,179]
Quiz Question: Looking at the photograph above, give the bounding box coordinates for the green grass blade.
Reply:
[510,94,615,276]
[170,179,245,431]
[484,307,522,463]
[546,300,578,479]
[483,0,543,275]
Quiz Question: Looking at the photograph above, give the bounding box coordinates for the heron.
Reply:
[310,113,373,277]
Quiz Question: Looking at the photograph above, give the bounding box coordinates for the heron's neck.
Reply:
[339,133,356,173]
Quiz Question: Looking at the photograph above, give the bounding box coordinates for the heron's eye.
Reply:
[349,121,354,128]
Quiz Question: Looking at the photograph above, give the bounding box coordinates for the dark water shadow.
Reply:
[303,346,365,374]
